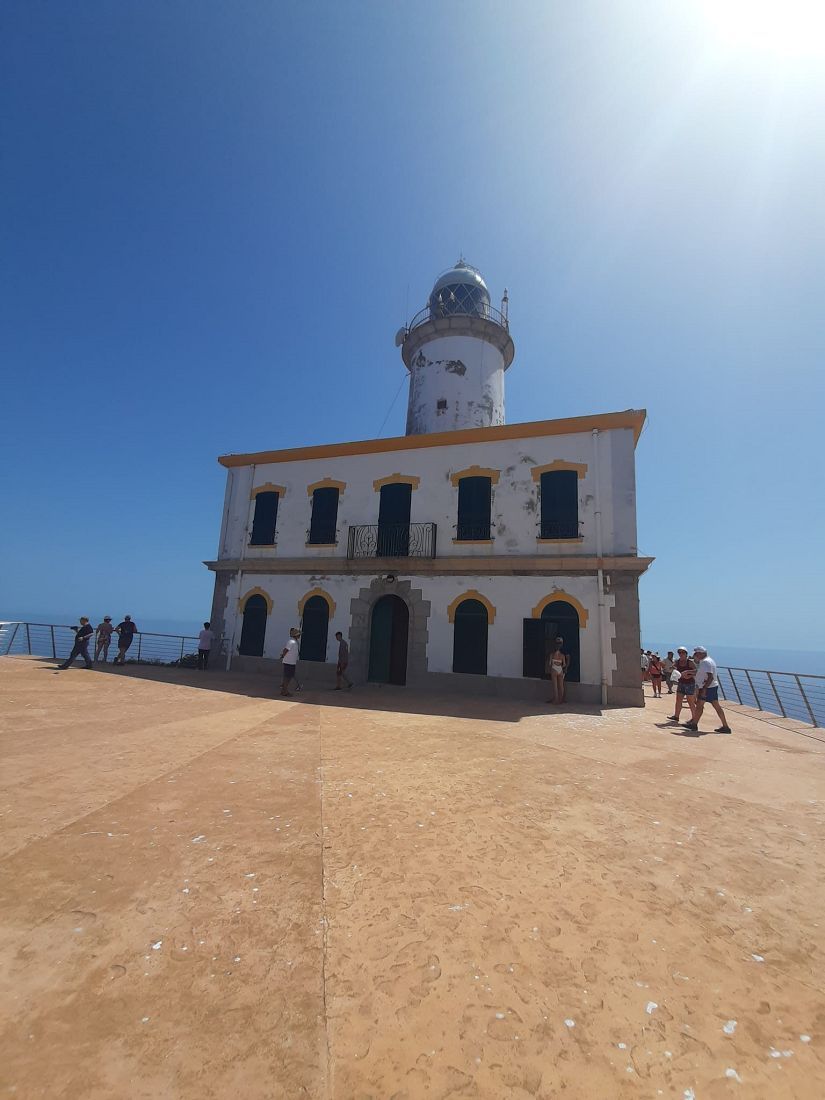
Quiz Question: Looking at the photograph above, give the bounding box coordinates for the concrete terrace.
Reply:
[1,656,824,1099]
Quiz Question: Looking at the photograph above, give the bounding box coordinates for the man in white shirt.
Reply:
[280,627,301,697]
[683,646,731,734]
[197,621,214,671]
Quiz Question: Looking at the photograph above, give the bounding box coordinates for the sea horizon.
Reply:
[2,609,823,676]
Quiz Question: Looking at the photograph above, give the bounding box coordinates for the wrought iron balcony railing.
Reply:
[539,519,582,540]
[406,302,509,336]
[347,522,437,559]
[455,523,492,542]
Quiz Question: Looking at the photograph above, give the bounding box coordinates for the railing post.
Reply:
[8,623,19,655]
[727,668,743,705]
[744,669,761,711]
[50,625,56,659]
[766,672,786,718]
[25,623,31,654]
[137,633,142,661]
[180,637,185,662]
[796,675,818,727]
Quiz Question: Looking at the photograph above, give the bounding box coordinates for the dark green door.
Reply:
[377,483,412,556]
[239,595,267,657]
[368,595,409,684]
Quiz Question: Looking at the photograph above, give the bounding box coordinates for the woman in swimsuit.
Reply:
[545,638,569,705]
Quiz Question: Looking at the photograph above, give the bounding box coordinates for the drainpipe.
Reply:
[592,429,608,707]
[226,465,252,672]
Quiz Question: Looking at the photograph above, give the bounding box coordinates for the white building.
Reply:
[206,261,651,704]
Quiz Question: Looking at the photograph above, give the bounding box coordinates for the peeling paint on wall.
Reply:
[444,359,466,375]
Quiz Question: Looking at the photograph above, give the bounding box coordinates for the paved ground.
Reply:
[1,656,824,1100]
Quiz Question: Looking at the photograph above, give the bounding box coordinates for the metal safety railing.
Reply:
[405,301,510,335]
[347,522,437,559]
[717,666,824,728]
[0,621,203,666]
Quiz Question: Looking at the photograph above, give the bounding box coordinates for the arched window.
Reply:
[250,491,279,545]
[239,594,268,656]
[539,471,578,539]
[452,598,488,675]
[299,595,330,662]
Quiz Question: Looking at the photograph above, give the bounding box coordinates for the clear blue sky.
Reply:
[2,1,823,649]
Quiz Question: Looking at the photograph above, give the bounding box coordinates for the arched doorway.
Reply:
[452,598,488,674]
[522,599,581,681]
[239,594,268,656]
[299,595,330,662]
[541,600,580,682]
[368,595,409,685]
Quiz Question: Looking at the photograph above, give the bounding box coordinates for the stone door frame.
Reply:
[349,577,430,685]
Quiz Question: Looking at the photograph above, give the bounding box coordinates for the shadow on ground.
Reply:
[31,657,609,724]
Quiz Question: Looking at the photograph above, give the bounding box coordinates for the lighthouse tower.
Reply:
[399,260,515,436]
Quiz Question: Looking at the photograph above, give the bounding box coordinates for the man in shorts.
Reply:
[334,631,353,690]
[280,628,300,697]
[113,615,138,665]
[683,646,731,734]
[668,647,697,724]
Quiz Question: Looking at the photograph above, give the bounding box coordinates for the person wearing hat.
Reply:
[279,627,301,697]
[94,616,115,663]
[683,646,731,734]
[668,646,697,724]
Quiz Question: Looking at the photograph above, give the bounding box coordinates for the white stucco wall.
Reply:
[222,571,615,686]
[215,426,638,562]
[405,334,505,434]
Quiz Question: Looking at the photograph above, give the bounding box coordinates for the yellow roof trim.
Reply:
[218,410,647,468]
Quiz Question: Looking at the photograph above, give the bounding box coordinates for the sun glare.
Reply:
[702,0,825,59]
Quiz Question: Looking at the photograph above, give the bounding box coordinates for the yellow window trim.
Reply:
[449,465,501,487]
[304,542,338,549]
[447,590,497,625]
[531,591,589,628]
[531,461,588,482]
[452,538,494,545]
[298,587,337,619]
[250,482,286,500]
[372,473,421,492]
[239,586,273,613]
[306,478,346,497]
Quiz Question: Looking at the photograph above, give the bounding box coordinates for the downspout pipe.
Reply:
[592,430,609,707]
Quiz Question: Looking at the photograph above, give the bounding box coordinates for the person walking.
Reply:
[545,637,569,705]
[113,615,138,665]
[197,621,214,670]
[668,647,697,724]
[661,651,675,693]
[94,616,114,663]
[58,617,94,669]
[334,631,353,690]
[683,646,732,734]
[279,627,300,697]
[648,653,663,697]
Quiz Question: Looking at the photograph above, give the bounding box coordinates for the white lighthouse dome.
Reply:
[428,260,491,320]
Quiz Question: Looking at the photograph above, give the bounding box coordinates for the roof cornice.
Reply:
[217,409,647,469]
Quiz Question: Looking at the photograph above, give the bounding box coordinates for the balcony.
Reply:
[539,519,582,540]
[347,522,437,560]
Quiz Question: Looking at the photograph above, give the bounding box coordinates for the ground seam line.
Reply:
[0,704,300,866]
[318,703,332,1099]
